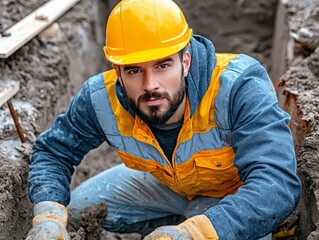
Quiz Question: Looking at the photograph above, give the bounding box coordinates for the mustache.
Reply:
[139,91,170,102]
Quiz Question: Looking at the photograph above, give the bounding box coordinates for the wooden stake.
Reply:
[7,100,27,143]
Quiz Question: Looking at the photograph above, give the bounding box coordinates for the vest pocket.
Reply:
[193,148,240,192]
[174,161,201,194]
[150,162,202,197]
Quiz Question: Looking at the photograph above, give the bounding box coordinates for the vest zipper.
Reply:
[151,137,188,196]
[135,116,191,196]
[170,146,188,196]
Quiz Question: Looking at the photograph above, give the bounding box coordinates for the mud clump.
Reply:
[68,202,107,240]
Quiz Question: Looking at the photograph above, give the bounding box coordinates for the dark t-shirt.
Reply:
[149,121,183,163]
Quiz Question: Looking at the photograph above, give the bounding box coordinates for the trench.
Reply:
[0,0,318,239]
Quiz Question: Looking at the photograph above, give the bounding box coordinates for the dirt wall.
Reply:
[0,0,108,239]
[1,0,318,239]
[272,0,319,239]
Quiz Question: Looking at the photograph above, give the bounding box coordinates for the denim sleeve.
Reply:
[204,64,301,239]
[28,80,106,206]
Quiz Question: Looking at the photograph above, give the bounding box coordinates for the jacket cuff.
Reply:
[33,201,68,226]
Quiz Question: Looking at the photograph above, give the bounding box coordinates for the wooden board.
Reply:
[0,81,20,107]
[0,0,80,58]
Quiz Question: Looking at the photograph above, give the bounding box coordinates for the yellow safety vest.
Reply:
[103,53,244,200]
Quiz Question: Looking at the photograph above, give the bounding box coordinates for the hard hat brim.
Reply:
[105,31,192,65]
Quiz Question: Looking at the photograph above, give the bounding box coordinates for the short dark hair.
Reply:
[178,47,186,62]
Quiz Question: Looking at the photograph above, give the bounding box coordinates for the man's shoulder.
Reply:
[217,54,267,88]
[226,54,261,75]
[86,70,116,93]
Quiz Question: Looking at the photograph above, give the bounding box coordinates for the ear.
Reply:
[112,64,123,85]
[182,51,191,77]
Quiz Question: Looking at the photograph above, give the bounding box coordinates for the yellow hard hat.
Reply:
[104,0,193,65]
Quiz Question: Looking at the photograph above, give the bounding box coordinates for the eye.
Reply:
[157,63,169,69]
[127,69,141,75]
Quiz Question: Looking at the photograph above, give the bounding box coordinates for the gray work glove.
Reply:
[144,215,219,240]
[25,201,70,240]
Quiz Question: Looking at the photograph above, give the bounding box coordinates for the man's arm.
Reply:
[204,63,301,239]
[28,77,106,206]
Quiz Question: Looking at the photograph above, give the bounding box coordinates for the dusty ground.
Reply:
[1,0,318,239]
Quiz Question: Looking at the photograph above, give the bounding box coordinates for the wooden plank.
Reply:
[0,0,80,58]
[0,81,20,107]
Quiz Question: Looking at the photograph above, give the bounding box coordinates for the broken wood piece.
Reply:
[0,80,19,107]
[39,23,61,38]
[0,80,26,143]
[0,0,80,59]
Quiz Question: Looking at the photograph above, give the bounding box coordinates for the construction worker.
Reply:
[26,0,301,239]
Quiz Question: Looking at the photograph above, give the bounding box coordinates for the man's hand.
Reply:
[144,225,192,240]
[25,201,70,240]
[144,215,219,240]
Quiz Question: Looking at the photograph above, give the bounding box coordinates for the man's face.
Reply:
[115,52,191,125]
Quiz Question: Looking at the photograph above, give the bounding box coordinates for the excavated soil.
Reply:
[278,1,319,238]
[1,0,318,239]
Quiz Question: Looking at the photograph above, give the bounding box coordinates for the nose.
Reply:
[143,71,159,92]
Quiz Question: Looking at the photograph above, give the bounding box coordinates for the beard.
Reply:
[126,79,186,126]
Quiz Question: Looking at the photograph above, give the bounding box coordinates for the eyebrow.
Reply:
[123,57,174,71]
[155,57,173,65]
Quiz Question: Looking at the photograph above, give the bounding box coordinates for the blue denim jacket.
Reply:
[28,35,301,239]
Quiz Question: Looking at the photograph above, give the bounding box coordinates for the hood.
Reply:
[186,35,216,117]
[115,34,216,118]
